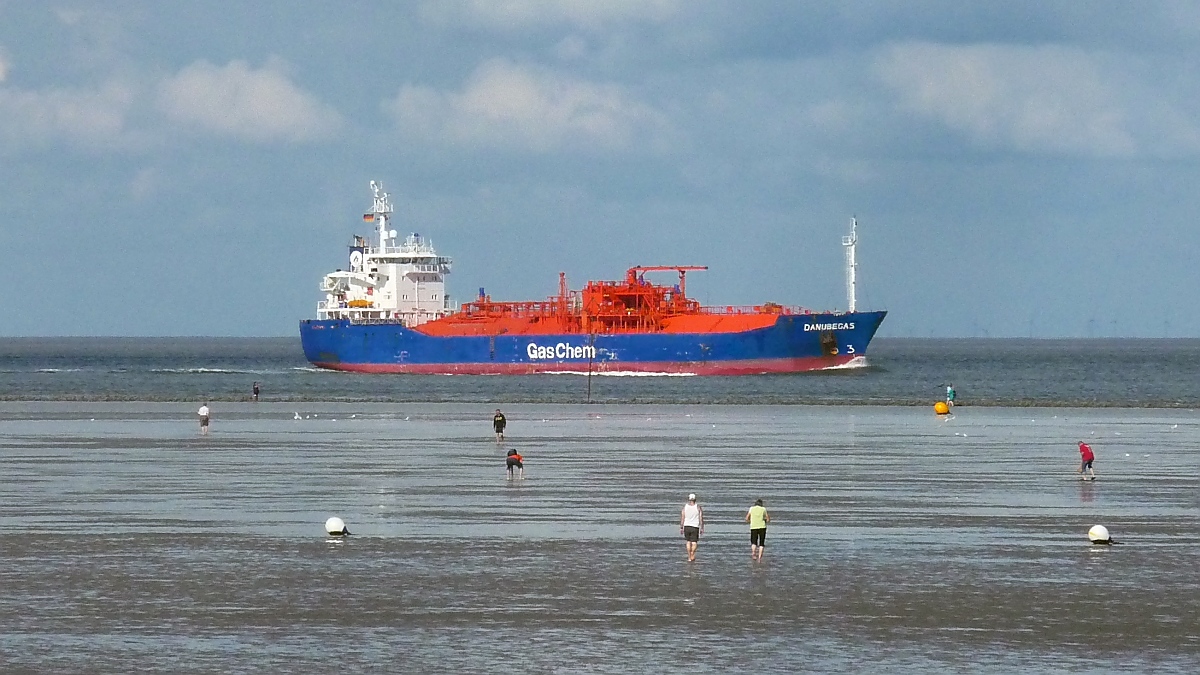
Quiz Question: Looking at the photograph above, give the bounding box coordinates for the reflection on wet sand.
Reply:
[0,403,1197,672]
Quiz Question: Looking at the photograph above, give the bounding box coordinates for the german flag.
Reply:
[363,213,375,222]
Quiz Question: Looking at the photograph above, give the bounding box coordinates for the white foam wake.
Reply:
[821,356,869,370]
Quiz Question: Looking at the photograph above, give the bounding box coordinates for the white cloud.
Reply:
[0,79,137,149]
[157,59,341,143]
[420,0,680,30]
[0,49,9,82]
[385,58,668,152]
[876,42,1141,157]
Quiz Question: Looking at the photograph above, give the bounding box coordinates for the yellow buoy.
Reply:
[934,401,950,415]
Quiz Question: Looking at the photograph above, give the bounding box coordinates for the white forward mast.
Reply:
[842,218,858,313]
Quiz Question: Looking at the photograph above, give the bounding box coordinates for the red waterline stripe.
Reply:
[311,355,861,375]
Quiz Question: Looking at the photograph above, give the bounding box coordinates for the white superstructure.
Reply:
[317,181,454,325]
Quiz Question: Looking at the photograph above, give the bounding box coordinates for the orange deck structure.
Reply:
[415,266,812,337]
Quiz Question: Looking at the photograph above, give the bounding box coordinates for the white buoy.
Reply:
[325,517,350,536]
[1088,524,1111,544]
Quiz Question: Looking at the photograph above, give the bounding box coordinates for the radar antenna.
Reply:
[369,180,394,218]
[369,180,395,248]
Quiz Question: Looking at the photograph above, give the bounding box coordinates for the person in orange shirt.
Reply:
[506,448,524,480]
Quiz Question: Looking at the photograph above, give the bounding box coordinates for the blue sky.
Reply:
[1,1,1198,337]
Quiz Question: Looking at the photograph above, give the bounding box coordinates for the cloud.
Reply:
[0,78,138,149]
[876,42,1145,157]
[157,59,341,143]
[420,0,680,30]
[385,58,668,152]
[0,49,8,82]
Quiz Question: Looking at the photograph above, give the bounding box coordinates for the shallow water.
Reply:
[1,403,1197,672]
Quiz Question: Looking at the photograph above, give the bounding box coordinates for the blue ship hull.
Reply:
[299,311,887,375]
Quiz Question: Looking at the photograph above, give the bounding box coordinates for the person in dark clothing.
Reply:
[506,448,524,480]
[493,409,507,442]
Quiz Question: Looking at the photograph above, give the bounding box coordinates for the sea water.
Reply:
[0,340,1198,672]
[1,337,1199,407]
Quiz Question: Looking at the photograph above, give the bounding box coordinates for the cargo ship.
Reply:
[299,182,886,375]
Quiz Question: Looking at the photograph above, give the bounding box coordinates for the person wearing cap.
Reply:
[493,409,507,442]
[745,498,770,561]
[679,493,704,561]
[1077,441,1096,480]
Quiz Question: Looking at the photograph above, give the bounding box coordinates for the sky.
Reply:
[1,1,1198,338]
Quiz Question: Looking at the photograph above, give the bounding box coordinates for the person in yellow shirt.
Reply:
[745,498,770,561]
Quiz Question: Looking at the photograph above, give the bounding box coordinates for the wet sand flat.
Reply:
[1,403,1197,672]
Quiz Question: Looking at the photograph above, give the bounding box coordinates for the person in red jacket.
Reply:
[1078,441,1096,480]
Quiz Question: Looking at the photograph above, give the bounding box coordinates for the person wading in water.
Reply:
[493,409,507,442]
[745,498,770,561]
[506,448,524,480]
[680,493,704,562]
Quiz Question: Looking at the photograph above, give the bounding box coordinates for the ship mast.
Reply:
[370,180,394,248]
[842,217,858,313]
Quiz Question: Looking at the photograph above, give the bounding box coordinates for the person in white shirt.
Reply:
[679,493,704,561]
[198,403,210,435]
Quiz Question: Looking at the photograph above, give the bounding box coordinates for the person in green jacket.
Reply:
[745,498,771,561]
